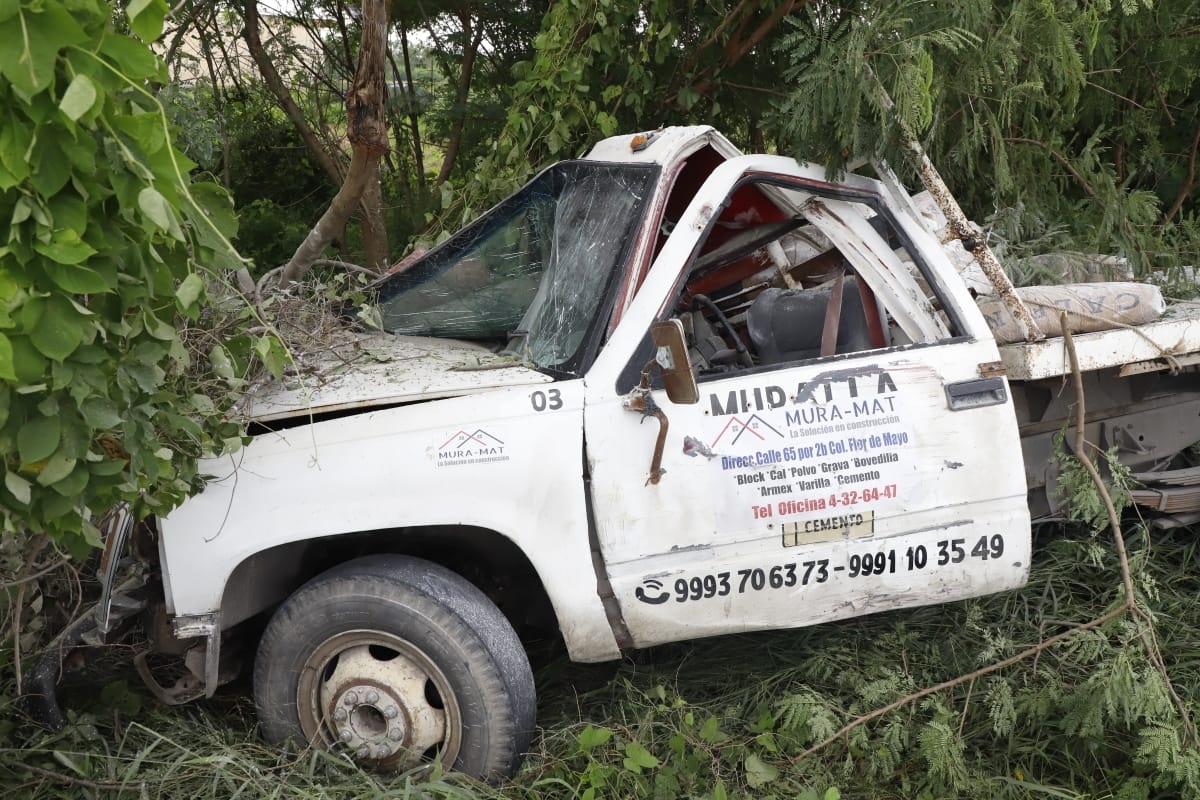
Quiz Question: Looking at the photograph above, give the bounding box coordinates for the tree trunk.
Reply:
[360,160,389,273]
[279,0,390,284]
[399,20,426,191]
[434,11,483,187]
[241,0,345,188]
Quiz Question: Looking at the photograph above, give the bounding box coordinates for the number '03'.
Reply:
[530,389,563,412]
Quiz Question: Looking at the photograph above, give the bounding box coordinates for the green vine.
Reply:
[0,0,247,551]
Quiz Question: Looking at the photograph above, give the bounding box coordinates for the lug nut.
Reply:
[366,690,379,704]
[355,746,370,759]
[339,729,354,743]
[375,745,391,759]
[389,727,404,742]
[333,707,348,722]
[384,705,399,719]
[343,691,359,706]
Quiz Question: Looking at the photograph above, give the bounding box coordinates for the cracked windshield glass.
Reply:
[373,161,659,374]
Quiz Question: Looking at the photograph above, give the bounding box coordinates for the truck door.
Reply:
[583,157,1031,649]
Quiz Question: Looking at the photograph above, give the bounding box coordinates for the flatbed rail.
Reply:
[999,301,1200,380]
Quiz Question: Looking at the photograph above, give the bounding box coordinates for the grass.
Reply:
[4,522,1200,798]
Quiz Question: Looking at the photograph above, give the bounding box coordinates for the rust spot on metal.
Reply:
[625,358,671,485]
[682,436,716,459]
[978,361,1006,378]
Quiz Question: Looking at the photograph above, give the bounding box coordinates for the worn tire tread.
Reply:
[253,554,535,780]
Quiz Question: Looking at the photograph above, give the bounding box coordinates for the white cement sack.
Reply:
[977,282,1165,344]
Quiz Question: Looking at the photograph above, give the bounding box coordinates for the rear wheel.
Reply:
[253,554,536,780]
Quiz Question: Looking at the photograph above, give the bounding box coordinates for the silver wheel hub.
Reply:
[298,632,457,770]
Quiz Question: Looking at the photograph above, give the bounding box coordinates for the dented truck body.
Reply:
[30,126,1200,779]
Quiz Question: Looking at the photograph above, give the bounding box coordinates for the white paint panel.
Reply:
[587,340,1029,647]
[583,157,1030,649]
[160,381,622,662]
[614,500,1027,647]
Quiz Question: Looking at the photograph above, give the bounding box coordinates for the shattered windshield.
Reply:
[372,161,659,375]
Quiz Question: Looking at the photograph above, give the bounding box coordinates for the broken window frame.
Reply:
[369,160,662,378]
[636,173,970,387]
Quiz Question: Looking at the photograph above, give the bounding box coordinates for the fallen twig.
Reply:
[1066,318,1198,745]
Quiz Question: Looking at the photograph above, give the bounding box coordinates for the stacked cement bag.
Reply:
[977,283,1166,344]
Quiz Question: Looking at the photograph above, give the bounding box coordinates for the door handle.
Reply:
[944,377,1007,411]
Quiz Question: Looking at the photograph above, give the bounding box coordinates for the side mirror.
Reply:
[650,319,699,405]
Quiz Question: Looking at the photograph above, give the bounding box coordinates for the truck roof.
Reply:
[582,125,743,165]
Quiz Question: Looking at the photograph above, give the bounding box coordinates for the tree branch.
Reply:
[278,0,390,284]
[1164,124,1200,222]
[240,0,346,188]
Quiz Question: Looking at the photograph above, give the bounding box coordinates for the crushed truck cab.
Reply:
[29,126,1200,780]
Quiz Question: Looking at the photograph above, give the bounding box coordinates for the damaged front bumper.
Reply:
[22,504,147,728]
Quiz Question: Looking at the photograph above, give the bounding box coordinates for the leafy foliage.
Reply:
[7,522,1200,797]
[0,0,245,549]
[1055,433,1136,530]
[770,0,1200,272]
[427,0,797,231]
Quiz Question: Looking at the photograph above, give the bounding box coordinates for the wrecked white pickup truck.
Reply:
[28,126,1200,780]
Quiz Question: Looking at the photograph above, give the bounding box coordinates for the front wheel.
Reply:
[253,555,536,780]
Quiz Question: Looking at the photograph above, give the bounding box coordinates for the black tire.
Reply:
[253,554,536,780]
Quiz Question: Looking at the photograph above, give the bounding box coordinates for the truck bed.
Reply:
[999,301,1200,380]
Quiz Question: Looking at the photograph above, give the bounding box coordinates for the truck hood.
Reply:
[237,331,552,422]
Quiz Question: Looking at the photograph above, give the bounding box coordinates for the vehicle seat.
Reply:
[747,277,877,364]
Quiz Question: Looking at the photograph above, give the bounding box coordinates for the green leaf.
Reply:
[0,6,86,99]
[0,332,16,381]
[31,296,84,361]
[10,335,48,382]
[254,335,288,380]
[52,749,87,777]
[209,344,234,381]
[141,310,175,341]
[47,459,87,495]
[122,362,164,394]
[5,472,32,505]
[11,197,32,225]
[97,34,164,81]
[744,753,780,788]
[18,414,61,464]
[34,228,97,265]
[43,262,114,293]
[0,117,33,185]
[175,272,204,310]
[699,715,729,743]
[622,742,660,773]
[127,0,167,42]
[138,186,181,238]
[59,73,97,121]
[577,725,612,751]
[30,134,73,196]
[99,680,143,716]
[47,193,87,233]
[80,396,122,428]
[756,731,779,753]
